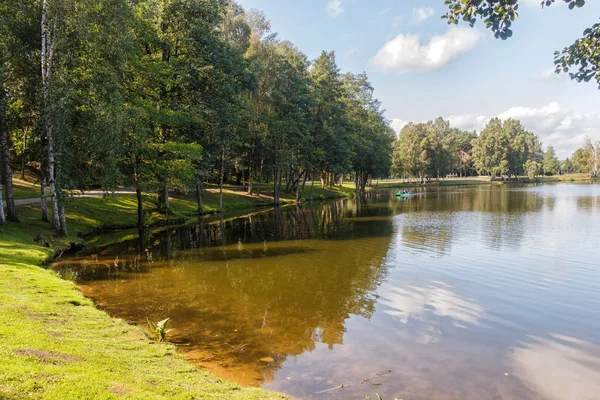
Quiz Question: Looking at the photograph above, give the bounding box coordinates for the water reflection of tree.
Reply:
[577,196,599,213]
[55,199,394,385]
[390,187,546,255]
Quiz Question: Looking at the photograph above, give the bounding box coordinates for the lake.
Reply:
[52,183,600,400]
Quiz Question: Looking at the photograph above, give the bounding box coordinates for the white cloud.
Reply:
[343,47,359,59]
[448,114,489,132]
[370,27,481,73]
[539,66,569,82]
[445,102,600,158]
[326,0,344,17]
[540,67,558,80]
[391,118,409,133]
[412,7,434,24]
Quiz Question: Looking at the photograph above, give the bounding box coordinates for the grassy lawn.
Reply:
[0,193,290,399]
[4,178,44,200]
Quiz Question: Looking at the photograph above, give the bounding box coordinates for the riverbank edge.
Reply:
[0,185,354,399]
[364,174,598,189]
[2,190,358,399]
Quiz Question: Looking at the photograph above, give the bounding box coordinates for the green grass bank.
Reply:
[0,184,356,399]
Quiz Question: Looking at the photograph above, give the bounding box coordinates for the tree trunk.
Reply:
[58,200,67,236]
[157,185,170,214]
[298,170,308,203]
[277,168,283,205]
[256,158,263,196]
[42,0,61,234]
[295,170,305,204]
[309,174,315,202]
[290,174,300,193]
[273,167,279,205]
[218,148,224,213]
[21,127,27,180]
[0,174,4,225]
[47,134,60,233]
[0,69,17,222]
[247,165,253,195]
[40,175,49,222]
[136,187,144,229]
[157,186,168,213]
[196,180,204,215]
[360,172,368,194]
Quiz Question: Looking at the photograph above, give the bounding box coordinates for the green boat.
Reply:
[396,190,410,198]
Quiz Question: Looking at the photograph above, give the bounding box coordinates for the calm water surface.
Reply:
[52,184,600,400]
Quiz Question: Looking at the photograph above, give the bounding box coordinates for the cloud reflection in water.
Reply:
[378,281,485,343]
[510,334,600,400]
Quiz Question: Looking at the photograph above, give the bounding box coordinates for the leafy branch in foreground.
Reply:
[443,0,585,40]
[442,1,600,87]
[146,318,172,342]
[554,20,600,87]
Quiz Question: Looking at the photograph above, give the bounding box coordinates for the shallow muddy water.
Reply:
[53,183,600,399]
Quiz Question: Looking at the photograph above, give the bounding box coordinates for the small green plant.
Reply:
[366,395,400,400]
[146,318,172,342]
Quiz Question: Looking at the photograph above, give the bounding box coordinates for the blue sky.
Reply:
[237,0,600,158]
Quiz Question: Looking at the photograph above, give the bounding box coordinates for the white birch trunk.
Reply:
[42,0,61,234]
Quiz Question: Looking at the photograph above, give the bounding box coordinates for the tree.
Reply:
[543,146,560,175]
[342,72,394,194]
[311,51,351,189]
[524,159,542,179]
[452,130,478,177]
[471,118,509,177]
[0,7,25,223]
[443,0,600,87]
[0,68,12,224]
[561,157,574,174]
[0,0,405,235]
[471,118,541,178]
[392,119,455,183]
[584,139,599,177]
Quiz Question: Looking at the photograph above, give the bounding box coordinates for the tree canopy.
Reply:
[0,0,393,232]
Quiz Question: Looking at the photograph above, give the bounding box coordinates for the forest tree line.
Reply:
[392,117,600,182]
[0,0,394,233]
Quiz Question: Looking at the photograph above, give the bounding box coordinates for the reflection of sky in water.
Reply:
[56,184,600,400]
[510,334,600,400]
[379,281,484,330]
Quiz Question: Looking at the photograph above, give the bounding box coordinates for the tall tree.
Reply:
[0,38,19,222]
[0,68,17,222]
[343,72,394,194]
[471,118,541,178]
[311,51,350,189]
[41,0,63,234]
[543,146,560,175]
